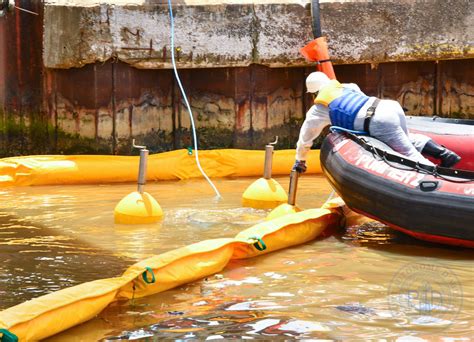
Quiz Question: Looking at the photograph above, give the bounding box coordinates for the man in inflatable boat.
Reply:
[292,71,461,173]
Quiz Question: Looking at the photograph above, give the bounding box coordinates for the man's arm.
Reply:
[295,105,330,161]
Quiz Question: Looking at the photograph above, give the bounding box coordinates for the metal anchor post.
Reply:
[288,170,299,206]
[114,140,163,224]
[133,139,148,194]
[263,136,278,179]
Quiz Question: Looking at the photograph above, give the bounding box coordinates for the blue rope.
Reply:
[167,0,222,199]
[329,126,368,135]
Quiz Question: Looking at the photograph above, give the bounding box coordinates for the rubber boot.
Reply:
[422,140,461,168]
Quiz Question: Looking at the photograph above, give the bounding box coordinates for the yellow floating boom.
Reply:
[0,149,321,186]
[0,207,341,341]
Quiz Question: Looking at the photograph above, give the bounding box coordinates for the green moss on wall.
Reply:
[0,110,112,157]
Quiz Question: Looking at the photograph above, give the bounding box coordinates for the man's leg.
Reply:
[421,139,461,168]
[369,100,434,165]
[408,132,430,152]
[407,127,461,168]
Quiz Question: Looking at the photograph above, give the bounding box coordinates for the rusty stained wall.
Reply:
[336,60,474,118]
[46,63,306,154]
[42,58,473,156]
[0,0,45,156]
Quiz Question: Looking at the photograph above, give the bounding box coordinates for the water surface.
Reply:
[0,175,471,340]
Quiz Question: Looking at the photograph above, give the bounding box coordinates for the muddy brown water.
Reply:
[0,175,472,340]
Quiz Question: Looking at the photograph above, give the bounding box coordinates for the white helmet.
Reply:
[306,72,330,93]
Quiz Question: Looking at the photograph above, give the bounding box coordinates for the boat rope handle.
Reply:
[249,236,267,251]
[142,267,156,284]
[0,329,18,342]
[363,136,474,183]
[338,129,474,183]
[329,126,368,135]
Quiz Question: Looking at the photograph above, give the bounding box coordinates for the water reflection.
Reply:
[49,237,472,341]
[343,221,401,245]
[0,214,129,308]
[104,312,335,340]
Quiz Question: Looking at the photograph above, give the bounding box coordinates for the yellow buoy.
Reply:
[242,177,287,209]
[114,140,163,224]
[266,202,302,220]
[266,170,301,220]
[242,137,287,209]
[114,191,163,224]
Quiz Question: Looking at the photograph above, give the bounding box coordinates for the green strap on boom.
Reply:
[0,329,18,342]
[142,266,156,284]
[250,236,267,251]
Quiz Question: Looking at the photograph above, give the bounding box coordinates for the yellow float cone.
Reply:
[242,137,287,209]
[114,140,163,224]
[266,170,302,220]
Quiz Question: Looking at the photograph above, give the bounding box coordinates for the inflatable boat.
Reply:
[320,117,474,248]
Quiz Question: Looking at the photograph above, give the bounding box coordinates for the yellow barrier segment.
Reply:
[0,207,341,341]
[117,238,238,300]
[233,209,337,259]
[0,149,321,186]
[0,278,126,341]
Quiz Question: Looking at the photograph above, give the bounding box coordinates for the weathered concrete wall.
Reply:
[43,0,474,69]
[323,0,474,65]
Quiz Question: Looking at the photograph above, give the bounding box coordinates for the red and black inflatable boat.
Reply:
[407,116,474,170]
[320,117,474,248]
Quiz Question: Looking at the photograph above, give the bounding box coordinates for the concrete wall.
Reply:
[43,0,474,69]
[0,0,473,156]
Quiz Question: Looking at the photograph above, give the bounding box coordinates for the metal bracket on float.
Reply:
[268,136,278,146]
[132,139,146,150]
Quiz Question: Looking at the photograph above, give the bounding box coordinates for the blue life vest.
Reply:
[328,89,369,130]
